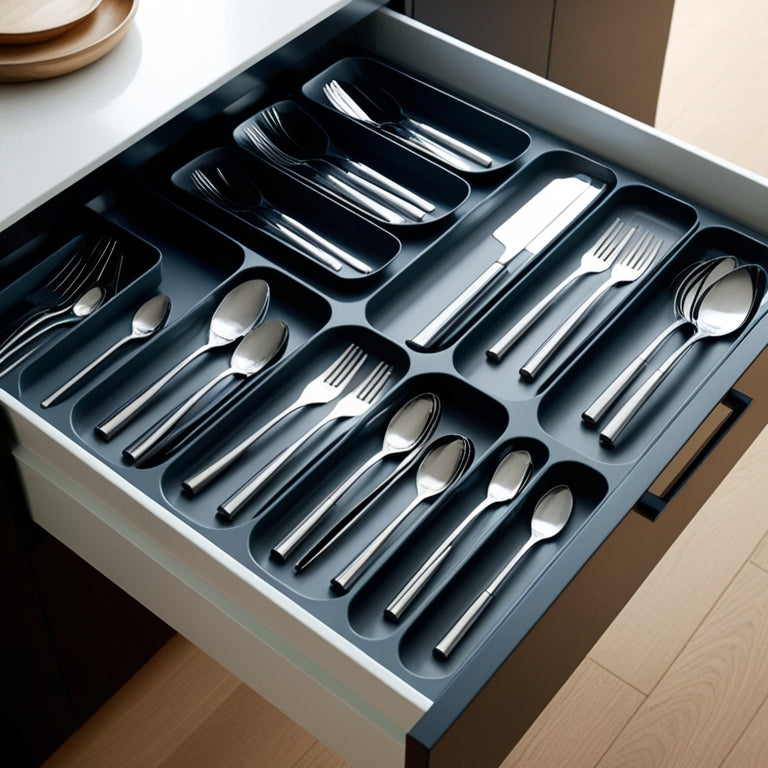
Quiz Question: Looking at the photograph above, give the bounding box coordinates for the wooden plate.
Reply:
[0,0,103,45]
[0,0,136,82]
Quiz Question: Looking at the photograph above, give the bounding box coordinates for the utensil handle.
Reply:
[331,497,421,594]
[520,280,611,381]
[581,319,687,426]
[41,335,131,408]
[217,415,334,521]
[487,270,582,361]
[322,173,407,225]
[0,303,70,360]
[269,220,343,271]
[0,314,81,377]
[341,168,425,221]
[408,119,493,168]
[395,129,478,172]
[124,370,231,464]
[434,591,493,659]
[347,160,435,214]
[385,545,453,622]
[408,261,508,351]
[599,335,700,448]
[271,450,383,562]
[95,345,206,441]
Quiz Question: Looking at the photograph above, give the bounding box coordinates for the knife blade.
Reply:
[407,174,606,351]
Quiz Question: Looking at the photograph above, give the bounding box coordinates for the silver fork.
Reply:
[217,361,393,521]
[181,344,367,496]
[520,228,664,381]
[487,219,630,361]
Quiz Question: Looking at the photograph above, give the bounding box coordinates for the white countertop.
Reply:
[0,0,354,232]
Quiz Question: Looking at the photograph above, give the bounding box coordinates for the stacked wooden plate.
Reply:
[0,0,138,82]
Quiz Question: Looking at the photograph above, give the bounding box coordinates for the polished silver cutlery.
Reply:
[434,484,573,660]
[582,255,738,426]
[600,265,763,447]
[271,392,441,562]
[124,320,289,465]
[217,360,393,522]
[181,343,367,495]
[487,218,629,361]
[520,227,663,381]
[330,434,473,595]
[407,174,605,351]
[384,449,533,622]
[95,279,270,440]
[41,294,171,408]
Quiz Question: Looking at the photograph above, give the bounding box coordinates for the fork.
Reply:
[520,228,664,381]
[190,167,369,274]
[217,361,393,521]
[181,344,367,496]
[486,219,629,361]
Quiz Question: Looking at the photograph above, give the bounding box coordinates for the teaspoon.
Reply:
[41,294,171,408]
[385,449,533,622]
[434,484,573,660]
[95,279,270,440]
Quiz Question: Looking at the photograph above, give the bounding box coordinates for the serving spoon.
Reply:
[124,319,288,465]
[271,392,441,562]
[385,449,533,622]
[434,484,573,660]
[95,279,269,440]
[41,294,171,408]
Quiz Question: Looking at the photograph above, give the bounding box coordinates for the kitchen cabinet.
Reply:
[1,3,767,768]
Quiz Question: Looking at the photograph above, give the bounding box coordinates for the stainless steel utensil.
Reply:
[385,449,533,622]
[520,228,663,381]
[271,392,441,562]
[41,294,171,408]
[95,279,270,441]
[124,320,288,465]
[181,343,367,496]
[407,175,605,351]
[434,484,573,660]
[217,361,393,522]
[330,434,473,594]
[600,265,762,447]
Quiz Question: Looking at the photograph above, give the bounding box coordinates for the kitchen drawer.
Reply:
[2,7,768,768]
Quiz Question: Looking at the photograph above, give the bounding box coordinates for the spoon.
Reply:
[384,449,533,622]
[0,286,105,377]
[124,319,288,465]
[582,256,738,426]
[330,434,473,595]
[95,279,270,441]
[41,294,172,408]
[434,484,573,660]
[271,392,441,563]
[600,264,761,447]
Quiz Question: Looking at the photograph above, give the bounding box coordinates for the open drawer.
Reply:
[2,7,768,768]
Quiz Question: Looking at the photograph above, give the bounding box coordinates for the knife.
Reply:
[407,174,606,351]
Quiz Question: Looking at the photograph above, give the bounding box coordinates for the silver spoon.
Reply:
[385,449,533,622]
[330,434,473,595]
[95,279,270,440]
[600,264,761,447]
[0,286,105,377]
[124,319,288,465]
[41,294,171,408]
[272,392,441,562]
[582,255,738,425]
[434,484,573,660]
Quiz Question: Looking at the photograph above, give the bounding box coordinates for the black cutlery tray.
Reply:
[3,34,768,708]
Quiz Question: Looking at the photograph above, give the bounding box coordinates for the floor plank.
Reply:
[720,692,768,768]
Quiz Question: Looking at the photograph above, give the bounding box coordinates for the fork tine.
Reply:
[634,236,664,272]
[618,230,653,268]
[320,344,359,384]
[355,362,393,402]
[329,346,367,388]
[592,219,628,260]
[59,237,116,302]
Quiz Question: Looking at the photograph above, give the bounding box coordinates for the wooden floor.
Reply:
[44,1,768,766]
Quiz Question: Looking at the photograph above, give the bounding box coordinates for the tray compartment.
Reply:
[161,324,409,530]
[171,147,402,282]
[247,371,510,599]
[453,183,699,399]
[398,461,608,678]
[539,225,768,461]
[364,150,617,347]
[302,56,532,174]
[233,99,471,227]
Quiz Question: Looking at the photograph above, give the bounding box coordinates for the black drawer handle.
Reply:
[636,388,752,521]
